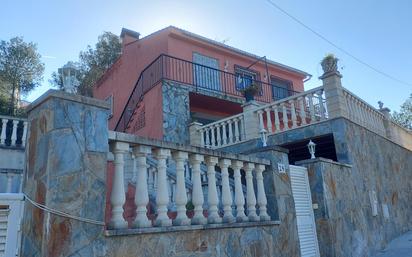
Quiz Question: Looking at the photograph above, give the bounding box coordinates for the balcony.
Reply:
[116,54,299,132]
[189,81,412,151]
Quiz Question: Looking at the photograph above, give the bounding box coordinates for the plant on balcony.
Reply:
[321,53,339,74]
[240,83,260,102]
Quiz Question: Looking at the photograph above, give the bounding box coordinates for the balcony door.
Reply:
[192,53,221,91]
[271,76,292,100]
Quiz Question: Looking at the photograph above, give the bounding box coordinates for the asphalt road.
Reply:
[373,231,412,257]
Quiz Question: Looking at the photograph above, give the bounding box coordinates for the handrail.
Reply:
[254,85,325,112]
[342,87,385,118]
[198,113,244,131]
[0,115,27,121]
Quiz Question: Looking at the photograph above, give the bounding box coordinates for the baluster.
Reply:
[108,141,129,229]
[11,120,19,146]
[6,173,13,193]
[257,110,264,131]
[265,108,272,133]
[345,93,353,120]
[0,118,7,145]
[132,145,152,228]
[244,163,258,221]
[216,124,221,147]
[299,96,307,125]
[255,165,270,221]
[210,126,216,148]
[227,120,233,144]
[222,122,227,145]
[205,156,221,224]
[317,90,325,119]
[200,129,205,148]
[205,128,210,148]
[22,121,28,147]
[219,159,235,223]
[172,151,190,225]
[154,148,172,226]
[234,118,241,142]
[273,105,280,132]
[190,154,207,224]
[238,117,244,140]
[231,161,247,222]
[281,103,288,131]
[308,94,316,122]
[290,100,297,128]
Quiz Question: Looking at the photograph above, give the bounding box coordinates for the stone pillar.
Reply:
[242,101,260,140]
[319,58,348,119]
[21,90,110,256]
[189,122,203,147]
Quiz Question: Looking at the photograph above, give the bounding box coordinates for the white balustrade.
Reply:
[107,131,272,230]
[343,88,386,137]
[0,116,27,147]
[198,114,244,149]
[250,87,327,138]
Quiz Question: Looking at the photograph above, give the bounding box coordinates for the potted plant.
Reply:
[240,83,260,102]
[321,53,338,73]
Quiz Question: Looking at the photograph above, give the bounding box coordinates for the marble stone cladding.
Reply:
[162,81,190,144]
[21,89,301,257]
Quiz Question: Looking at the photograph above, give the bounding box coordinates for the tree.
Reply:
[50,32,121,96]
[0,37,44,115]
[392,94,412,130]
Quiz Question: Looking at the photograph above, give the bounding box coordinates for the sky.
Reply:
[1,0,411,112]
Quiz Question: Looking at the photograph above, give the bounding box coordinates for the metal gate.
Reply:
[289,165,320,257]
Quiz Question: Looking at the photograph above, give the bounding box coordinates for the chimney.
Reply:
[120,28,140,49]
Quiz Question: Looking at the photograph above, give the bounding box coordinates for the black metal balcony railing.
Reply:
[115,54,299,132]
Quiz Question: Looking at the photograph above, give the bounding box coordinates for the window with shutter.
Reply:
[192,53,221,91]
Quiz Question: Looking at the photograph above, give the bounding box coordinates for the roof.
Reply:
[122,26,311,78]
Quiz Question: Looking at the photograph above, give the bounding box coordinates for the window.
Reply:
[271,77,292,100]
[234,66,258,91]
[192,53,221,91]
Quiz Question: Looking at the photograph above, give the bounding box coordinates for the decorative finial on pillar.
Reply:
[320,54,340,75]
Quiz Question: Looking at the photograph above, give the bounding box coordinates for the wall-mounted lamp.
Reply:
[260,128,268,147]
[307,140,316,159]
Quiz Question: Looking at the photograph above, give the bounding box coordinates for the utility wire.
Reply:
[24,194,106,226]
[264,0,412,87]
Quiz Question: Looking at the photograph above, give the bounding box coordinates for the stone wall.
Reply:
[21,90,110,257]
[21,90,301,257]
[295,119,412,257]
[162,81,190,144]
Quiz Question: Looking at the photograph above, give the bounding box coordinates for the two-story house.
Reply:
[93,26,311,144]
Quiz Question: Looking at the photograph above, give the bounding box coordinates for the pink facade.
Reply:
[93,26,310,139]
